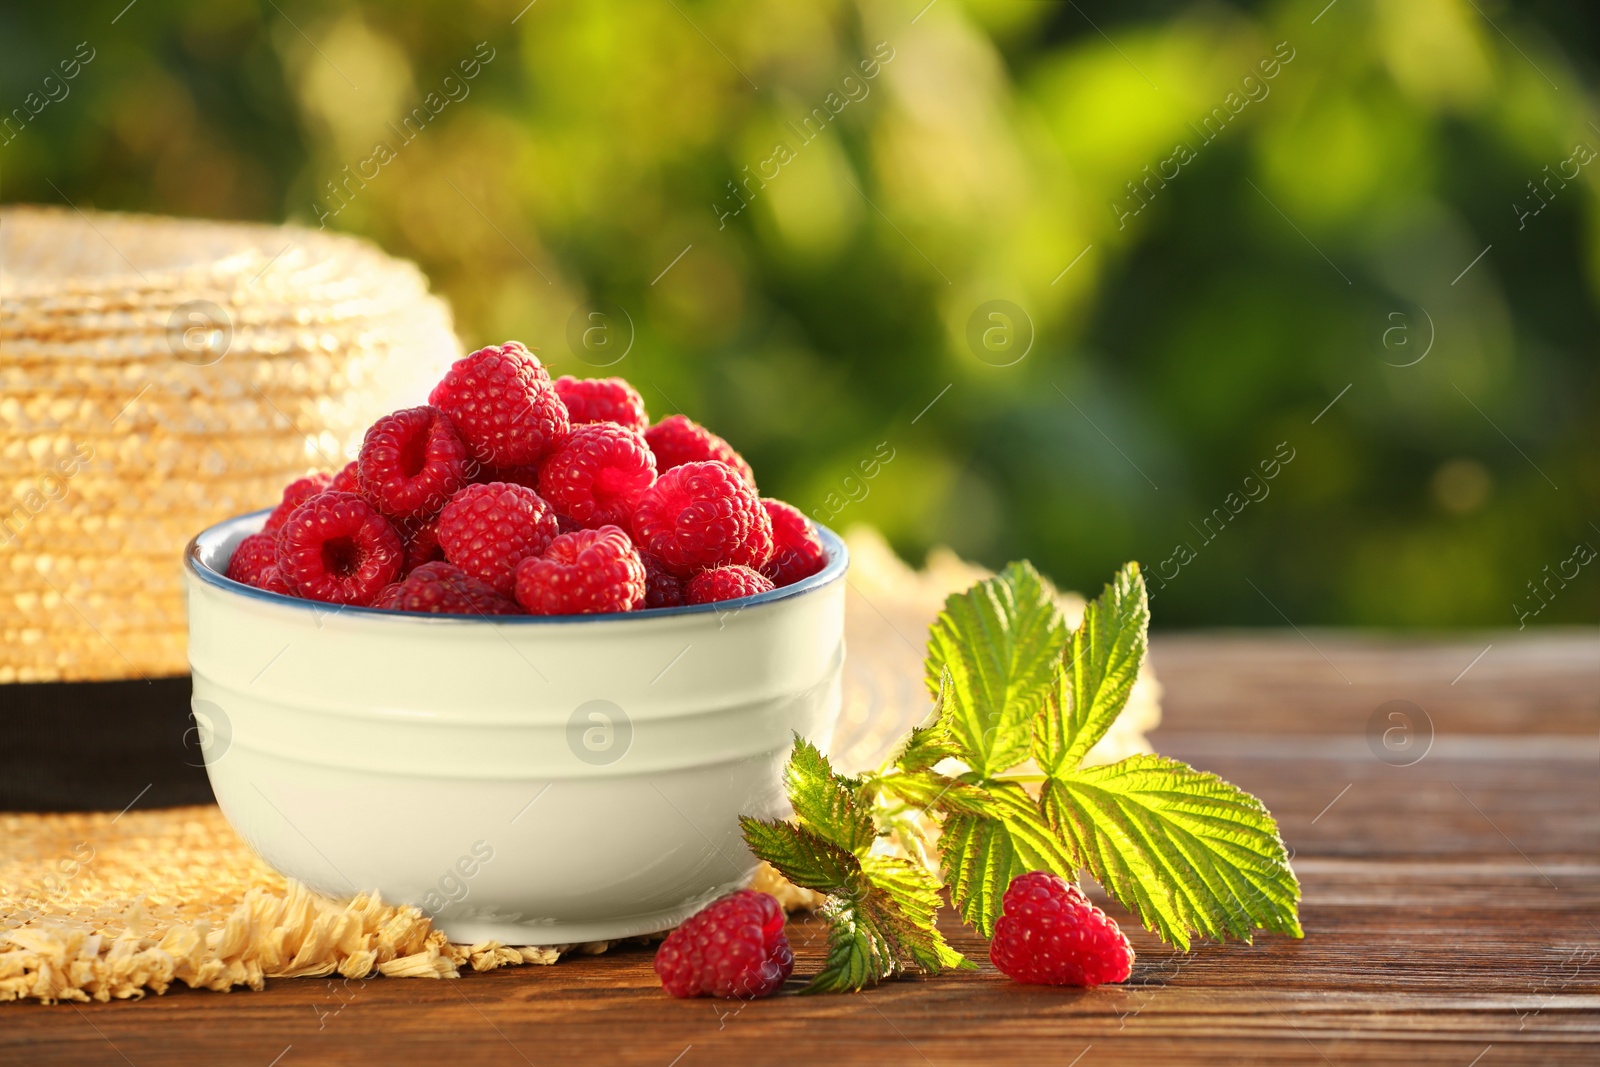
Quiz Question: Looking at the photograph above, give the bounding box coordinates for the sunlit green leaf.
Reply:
[784,735,875,855]
[893,669,962,772]
[1035,561,1149,774]
[806,889,901,994]
[740,817,858,889]
[923,561,1066,776]
[935,780,1075,936]
[1046,754,1303,950]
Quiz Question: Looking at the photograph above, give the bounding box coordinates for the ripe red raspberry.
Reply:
[536,424,656,529]
[356,406,471,520]
[631,461,773,578]
[641,554,685,609]
[263,473,332,532]
[989,871,1135,987]
[428,342,568,466]
[654,890,793,999]
[395,514,446,574]
[760,499,827,587]
[226,531,280,587]
[436,482,559,595]
[686,565,774,605]
[257,566,294,595]
[553,375,649,432]
[513,525,645,614]
[645,414,756,487]
[274,492,404,605]
[373,561,518,615]
[329,461,361,495]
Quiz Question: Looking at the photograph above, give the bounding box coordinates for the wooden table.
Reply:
[6,632,1598,1065]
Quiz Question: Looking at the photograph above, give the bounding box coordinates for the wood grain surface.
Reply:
[5,631,1597,1066]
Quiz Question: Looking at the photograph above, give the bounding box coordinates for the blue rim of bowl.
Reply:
[185,508,850,624]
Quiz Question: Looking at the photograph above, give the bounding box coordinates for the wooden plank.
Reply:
[4,633,1598,1065]
[1149,631,1600,736]
[3,915,1595,1067]
[4,854,1595,1063]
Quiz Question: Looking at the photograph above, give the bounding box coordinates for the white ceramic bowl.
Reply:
[184,511,847,945]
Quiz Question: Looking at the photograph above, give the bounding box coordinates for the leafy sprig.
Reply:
[740,738,970,991]
[742,560,1302,992]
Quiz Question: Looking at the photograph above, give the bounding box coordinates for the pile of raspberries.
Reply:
[225,341,828,615]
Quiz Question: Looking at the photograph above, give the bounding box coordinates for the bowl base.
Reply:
[435,892,737,947]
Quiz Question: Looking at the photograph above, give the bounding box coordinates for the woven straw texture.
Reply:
[0,206,459,683]
[0,530,1160,1003]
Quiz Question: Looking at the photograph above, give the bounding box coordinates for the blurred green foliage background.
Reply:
[2,0,1597,627]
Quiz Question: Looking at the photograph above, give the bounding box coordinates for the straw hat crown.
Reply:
[0,206,460,682]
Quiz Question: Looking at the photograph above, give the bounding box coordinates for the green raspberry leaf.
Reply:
[873,769,990,813]
[740,817,859,890]
[1045,753,1303,951]
[937,811,1012,936]
[923,561,1067,777]
[760,735,966,992]
[747,557,1302,995]
[893,669,963,772]
[1035,562,1149,775]
[785,735,876,855]
[805,888,902,994]
[936,780,1076,936]
[805,863,970,993]
[861,855,971,973]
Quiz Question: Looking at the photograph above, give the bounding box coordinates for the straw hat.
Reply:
[0,206,460,683]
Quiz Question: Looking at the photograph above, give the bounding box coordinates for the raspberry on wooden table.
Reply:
[226,531,280,587]
[553,375,649,432]
[356,406,471,520]
[686,565,773,605]
[435,481,560,595]
[644,414,756,487]
[631,461,773,578]
[263,472,332,532]
[760,499,826,587]
[654,890,793,999]
[428,341,568,466]
[373,561,517,615]
[640,553,684,609]
[274,491,404,605]
[513,525,645,615]
[537,423,657,529]
[989,871,1135,987]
